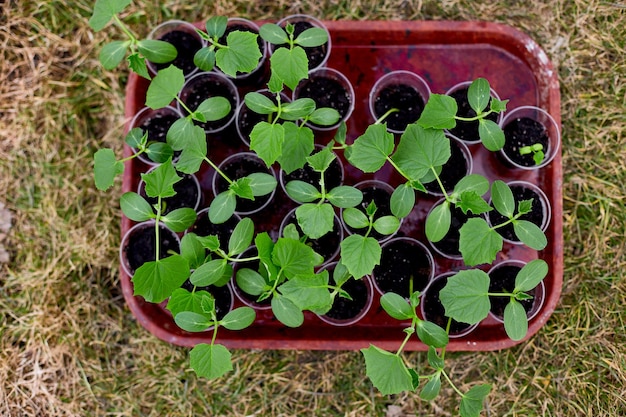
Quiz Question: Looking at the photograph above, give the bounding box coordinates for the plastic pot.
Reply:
[146,20,204,78]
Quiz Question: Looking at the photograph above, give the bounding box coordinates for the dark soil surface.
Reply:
[125,224,180,275]
[430,205,475,258]
[423,138,469,194]
[373,239,432,298]
[282,154,343,191]
[422,275,476,335]
[137,111,181,161]
[488,264,538,319]
[281,211,341,264]
[278,21,329,70]
[180,76,237,131]
[141,173,199,214]
[502,117,550,167]
[488,184,546,241]
[323,276,369,321]
[345,184,393,241]
[448,87,499,142]
[296,76,351,127]
[152,30,202,76]
[213,154,274,214]
[373,83,425,131]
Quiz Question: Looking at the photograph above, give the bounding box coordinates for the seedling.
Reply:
[519,143,545,165]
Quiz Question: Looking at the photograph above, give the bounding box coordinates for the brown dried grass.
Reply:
[1,0,625,416]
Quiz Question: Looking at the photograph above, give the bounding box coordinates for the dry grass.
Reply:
[1,0,625,415]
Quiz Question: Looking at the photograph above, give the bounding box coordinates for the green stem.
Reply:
[175,97,198,119]
[442,369,465,397]
[113,15,138,44]
[204,156,234,186]
[375,108,399,125]
[154,195,162,259]
[431,166,451,201]
[395,318,417,356]
[454,109,496,122]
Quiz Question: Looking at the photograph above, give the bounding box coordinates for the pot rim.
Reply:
[146,19,206,79]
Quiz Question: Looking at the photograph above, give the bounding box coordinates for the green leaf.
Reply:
[180,233,206,270]
[467,78,490,114]
[272,294,304,327]
[504,299,528,341]
[247,172,277,197]
[228,217,254,257]
[195,96,231,122]
[295,27,328,47]
[306,146,335,173]
[145,142,173,164]
[347,124,394,173]
[193,47,216,72]
[190,259,231,287]
[125,127,146,148]
[277,122,314,174]
[273,238,323,277]
[132,255,190,303]
[161,208,197,232]
[141,159,181,198]
[420,374,442,401]
[478,119,505,151]
[259,23,289,44]
[491,180,515,218]
[416,320,449,348]
[308,107,341,126]
[189,343,233,380]
[281,98,316,120]
[514,259,549,292]
[490,97,508,113]
[146,65,185,110]
[216,31,262,77]
[427,346,444,370]
[373,216,400,235]
[456,191,492,215]
[89,0,131,31]
[380,292,414,320]
[342,207,369,230]
[173,125,207,174]
[249,121,285,167]
[326,186,363,209]
[460,384,491,417]
[417,94,458,129]
[361,345,414,395]
[513,220,547,250]
[236,268,267,296]
[127,53,150,79]
[459,218,503,266]
[244,92,278,115]
[295,203,335,239]
[392,125,450,182]
[285,181,321,203]
[229,177,254,200]
[120,192,154,221]
[340,234,381,279]
[279,272,332,313]
[166,288,212,317]
[452,174,490,197]
[166,118,194,151]
[208,191,236,224]
[196,235,221,252]
[205,16,227,38]
[425,201,451,243]
[439,270,490,325]
[137,39,177,64]
[517,199,534,216]
[270,46,309,91]
[390,183,415,219]
[174,311,212,332]
[99,40,129,70]
[94,148,124,191]
[220,307,256,331]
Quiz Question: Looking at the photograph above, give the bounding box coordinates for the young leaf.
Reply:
[127,53,150,79]
[247,172,277,197]
[132,255,190,303]
[137,39,177,64]
[161,208,197,232]
[514,259,549,292]
[295,203,335,240]
[456,191,492,215]
[205,16,227,38]
[230,177,254,200]
[145,65,185,110]
[89,0,131,31]
[391,125,450,182]
[306,146,335,173]
[259,23,289,44]
[208,191,237,224]
[390,183,415,219]
[174,125,207,174]
[180,233,206,270]
[467,78,490,114]
[459,384,491,417]
[193,47,216,72]
[249,121,285,167]
[361,345,414,395]
[342,207,369,230]
[373,216,400,236]
[308,107,341,126]
[190,259,231,287]
[490,97,508,113]
[420,374,442,401]
[99,40,129,70]
[272,294,304,327]
[503,299,528,341]
[269,46,309,91]
[417,94,458,129]
[273,238,323,276]
[228,217,255,257]
[427,346,444,370]
[244,92,278,115]
[491,180,515,218]
[478,119,505,151]
[167,288,211,317]
[145,142,174,164]
[195,96,231,122]
[425,201,451,243]
[459,218,503,266]
[452,174,489,197]
[281,98,316,120]
[279,272,332,313]
[189,343,233,380]
[174,311,212,332]
[439,269,490,325]
[141,159,181,198]
[340,234,381,279]
[326,186,363,209]
[295,27,328,47]
[285,180,321,203]
[94,148,124,191]
[513,220,547,250]
[380,292,414,320]
[220,307,256,331]
[416,320,449,348]
[236,268,267,296]
[347,124,394,173]
[277,122,315,174]
[216,31,262,77]
[120,192,154,221]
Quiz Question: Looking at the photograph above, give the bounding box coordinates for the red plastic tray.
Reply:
[122,20,562,351]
